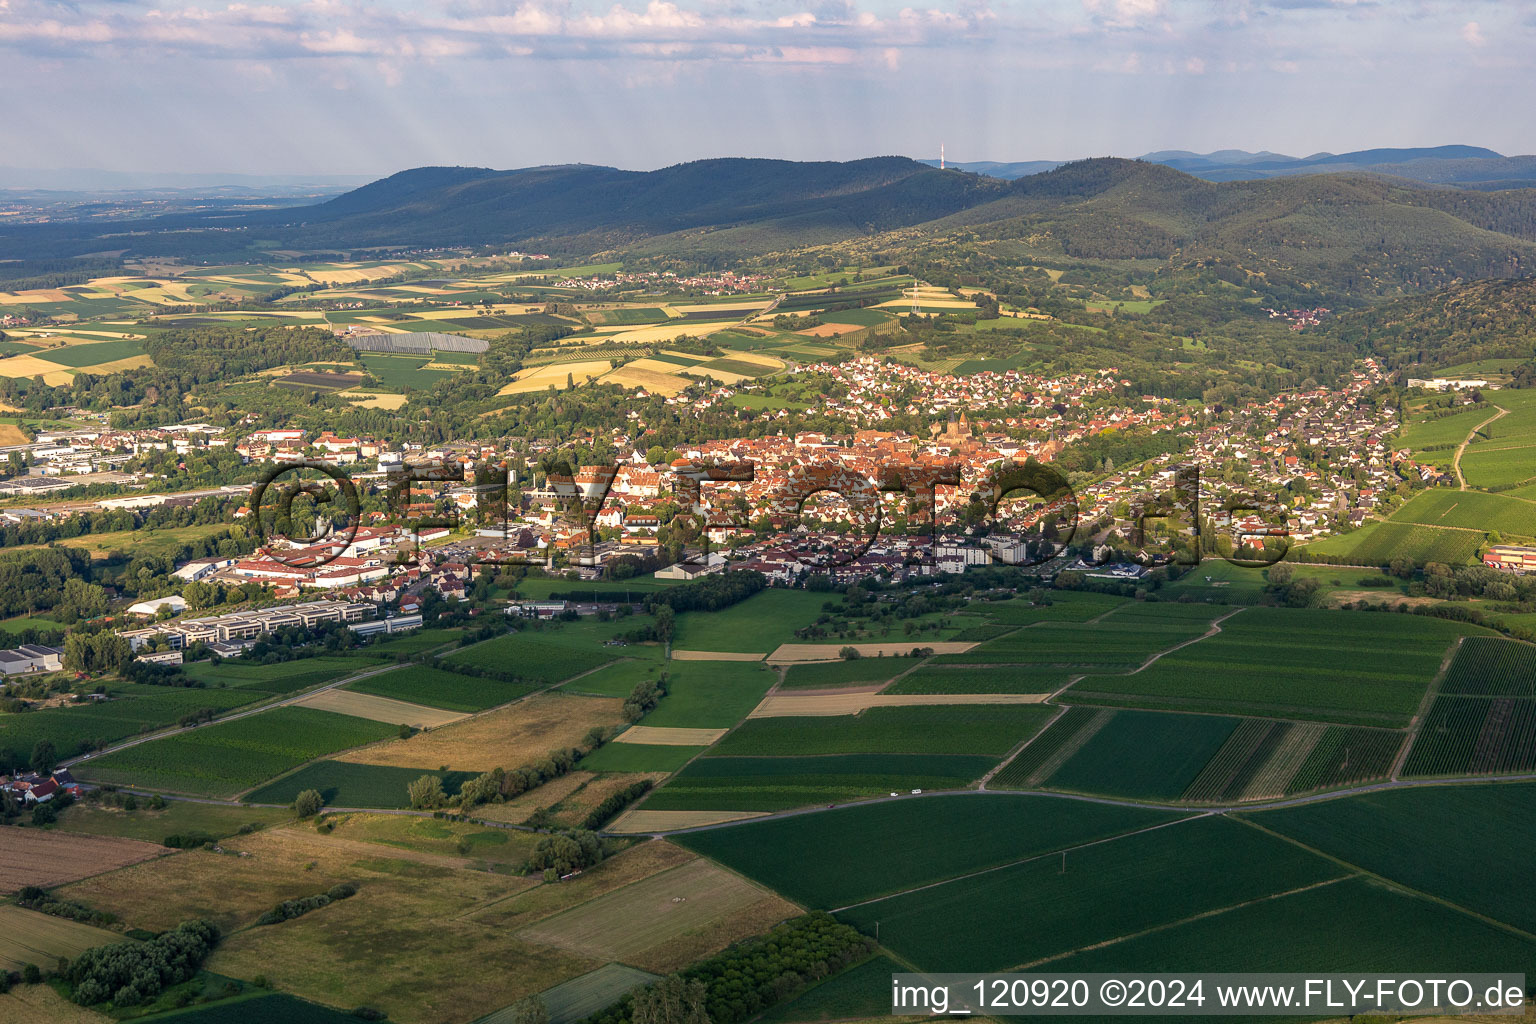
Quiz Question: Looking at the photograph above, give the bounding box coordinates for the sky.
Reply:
[1,0,1532,178]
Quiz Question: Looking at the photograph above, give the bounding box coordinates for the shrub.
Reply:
[293,788,324,818]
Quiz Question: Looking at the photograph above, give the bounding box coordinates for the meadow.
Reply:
[345,664,538,712]
[675,793,1184,909]
[639,753,997,811]
[671,590,832,653]
[74,707,399,797]
[243,759,479,808]
[836,815,1345,971]
[642,660,777,728]
[705,705,1054,757]
[444,625,621,683]
[55,798,293,842]
[1250,782,1536,934]
[1064,608,1477,725]
[358,352,457,390]
[0,905,125,972]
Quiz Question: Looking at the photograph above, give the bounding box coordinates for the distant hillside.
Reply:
[7,156,1536,300]
[1141,145,1536,189]
[1319,278,1536,371]
[0,156,1009,259]
[920,158,1536,295]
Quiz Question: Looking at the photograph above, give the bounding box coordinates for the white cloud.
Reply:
[1461,20,1484,46]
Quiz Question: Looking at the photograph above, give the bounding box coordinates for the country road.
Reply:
[1454,404,1508,490]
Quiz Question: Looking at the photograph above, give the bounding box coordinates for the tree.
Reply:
[632,976,711,1024]
[837,645,860,661]
[293,789,324,818]
[407,774,446,810]
[1265,563,1294,587]
[652,604,675,644]
[29,739,57,774]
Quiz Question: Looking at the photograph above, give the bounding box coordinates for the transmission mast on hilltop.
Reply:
[940,143,945,170]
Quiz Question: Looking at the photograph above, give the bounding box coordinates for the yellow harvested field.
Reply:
[713,349,783,369]
[422,362,476,372]
[608,322,734,344]
[668,302,772,314]
[0,289,70,304]
[0,828,166,892]
[334,694,625,772]
[0,355,75,385]
[298,264,415,284]
[748,691,1050,718]
[614,725,727,746]
[516,858,793,969]
[342,391,409,410]
[608,809,769,833]
[669,650,765,662]
[76,354,154,373]
[767,641,976,664]
[294,689,469,729]
[0,905,123,971]
[0,425,26,445]
[499,360,612,395]
[599,365,688,395]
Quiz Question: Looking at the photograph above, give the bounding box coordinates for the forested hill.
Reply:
[1318,277,1536,373]
[919,159,1536,295]
[9,156,1536,300]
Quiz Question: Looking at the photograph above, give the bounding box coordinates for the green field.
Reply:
[836,815,1345,971]
[444,624,622,683]
[1438,636,1536,696]
[1301,519,1483,566]
[1389,488,1536,539]
[1460,444,1536,489]
[1401,695,1536,776]
[932,618,1209,668]
[643,660,777,727]
[1042,710,1241,800]
[510,964,660,1024]
[107,992,363,1024]
[1064,608,1478,725]
[558,657,668,697]
[640,753,997,811]
[1397,405,1498,453]
[0,684,280,766]
[756,955,898,1024]
[1251,783,1536,934]
[885,665,1077,694]
[705,705,1053,757]
[779,659,904,689]
[345,665,538,712]
[358,352,456,390]
[672,590,832,653]
[242,759,478,808]
[74,707,399,797]
[182,656,364,693]
[676,793,1183,909]
[1045,876,1536,975]
[29,338,146,367]
[577,742,705,773]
